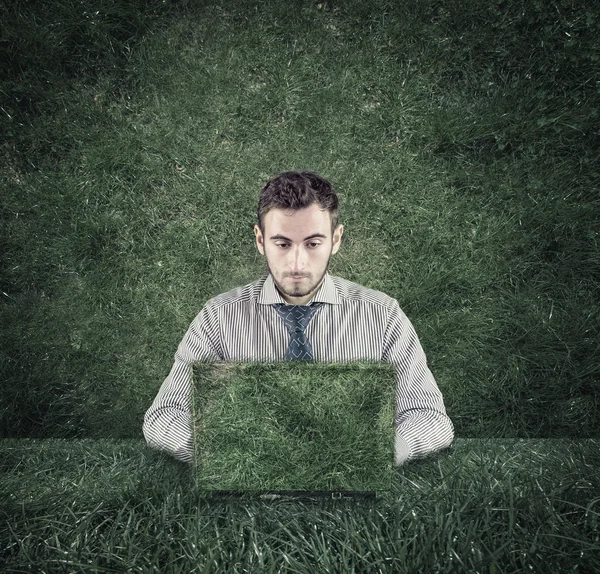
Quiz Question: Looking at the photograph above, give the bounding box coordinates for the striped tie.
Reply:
[272,303,324,361]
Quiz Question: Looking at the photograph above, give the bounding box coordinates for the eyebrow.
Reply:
[269,233,327,242]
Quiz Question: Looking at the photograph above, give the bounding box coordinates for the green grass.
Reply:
[1,0,598,440]
[0,0,599,569]
[1,439,598,572]
[192,362,395,492]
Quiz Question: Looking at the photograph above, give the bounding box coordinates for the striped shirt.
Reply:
[143,272,454,464]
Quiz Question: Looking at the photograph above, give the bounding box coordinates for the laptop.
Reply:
[191,361,395,500]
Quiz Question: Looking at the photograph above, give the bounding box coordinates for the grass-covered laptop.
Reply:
[192,362,395,498]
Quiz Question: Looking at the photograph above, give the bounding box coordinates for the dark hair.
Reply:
[257,171,340,237]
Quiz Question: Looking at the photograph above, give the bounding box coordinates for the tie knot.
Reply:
[273,302,323,333]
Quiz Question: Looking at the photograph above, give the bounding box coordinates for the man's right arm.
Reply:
[142,303,222,463]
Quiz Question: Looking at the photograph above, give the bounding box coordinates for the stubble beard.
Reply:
[267,257,330,301]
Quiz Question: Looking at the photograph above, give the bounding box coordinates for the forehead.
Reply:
[264,204,331,237]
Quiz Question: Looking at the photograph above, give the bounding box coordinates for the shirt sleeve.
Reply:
[382,299,454,465]
[142,302,222,463]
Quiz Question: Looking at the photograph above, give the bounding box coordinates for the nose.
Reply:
[288,245,309,274]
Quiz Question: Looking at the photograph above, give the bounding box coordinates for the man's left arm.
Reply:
[382,299,454,465]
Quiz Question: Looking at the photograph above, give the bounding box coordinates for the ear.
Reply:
[332,225,344,255]
[254,225,265,255]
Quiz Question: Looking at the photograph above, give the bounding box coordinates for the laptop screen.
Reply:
[191,361,395,498]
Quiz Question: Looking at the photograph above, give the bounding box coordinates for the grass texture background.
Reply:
[1,0,599,441]
[192,362,395,492]
[1,438,598,571]
[1,0,599,570]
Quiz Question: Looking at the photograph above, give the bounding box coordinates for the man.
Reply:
[143,171,454,465]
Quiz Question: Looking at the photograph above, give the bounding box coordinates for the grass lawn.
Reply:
[1,0,599,571]
[1,438,598,571]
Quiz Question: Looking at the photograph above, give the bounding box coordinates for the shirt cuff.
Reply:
[394,433,411,466]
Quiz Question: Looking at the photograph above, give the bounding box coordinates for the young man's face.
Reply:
[254,203,344,305]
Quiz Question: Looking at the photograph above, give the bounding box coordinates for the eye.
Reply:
[275,243,321,249]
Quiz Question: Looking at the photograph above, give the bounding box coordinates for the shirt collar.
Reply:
[258,271,342,305]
